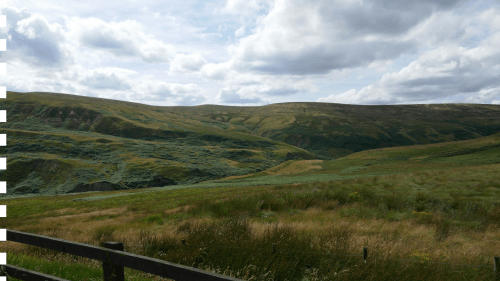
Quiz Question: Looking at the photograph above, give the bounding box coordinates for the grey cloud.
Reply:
[329,6,423,36]
[3,6,31,26]
[328,41,500,105]
[249,40,415,75]
[170,53,207,73]
[230,0,468,76]
[260,88,299,96]
[392,54,500,99]
[150,91,174,100]
[238,81,260,86]
[79,30,138,57]
[398,76,459,88]
[460,76,500,93]
[67,17,173,63]
[12,33,64,65]
[182,61,206,72]
[374,0,467,10]
[397,75,500,97]
[0,81,25,93]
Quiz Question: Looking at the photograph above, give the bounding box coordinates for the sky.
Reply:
[1,0,500,107]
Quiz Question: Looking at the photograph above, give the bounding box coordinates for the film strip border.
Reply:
[0,1,8,279]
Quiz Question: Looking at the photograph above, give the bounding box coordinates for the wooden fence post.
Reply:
[363,247,368,264]
[495,256,499,281]
[103,242,125,281]
[5,229,242,281]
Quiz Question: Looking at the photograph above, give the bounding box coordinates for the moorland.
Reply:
[1,91,499,199]
[0,91,499,280]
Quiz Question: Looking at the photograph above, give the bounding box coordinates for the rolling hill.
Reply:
[0,91,499,199]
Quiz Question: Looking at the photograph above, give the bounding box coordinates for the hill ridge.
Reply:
[1,91,499,199]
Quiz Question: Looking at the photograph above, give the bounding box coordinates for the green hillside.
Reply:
[171,131,499,193]
[0,91,499,200]
[180,102,500,159]
[0,91,313,199]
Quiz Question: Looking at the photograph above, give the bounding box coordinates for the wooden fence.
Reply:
[0,229,242,281]
[1,229,499,281]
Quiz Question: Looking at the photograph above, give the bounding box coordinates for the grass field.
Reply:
[1,133,500,280]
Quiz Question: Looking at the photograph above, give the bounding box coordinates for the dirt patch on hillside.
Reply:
[266,160,324,175]
[209,160,325,182]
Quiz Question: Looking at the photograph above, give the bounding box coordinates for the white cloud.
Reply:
[234,25,245,37]
[169,53,208,74]
[80,68,134,90]
[0,6,73,68]
[5,0,500,107]
[83,73,129,90]
[318,40,500,104]
[132,76,206,105]
[0,62,86,95]
[90,67,138,77]
[199,61,231,80]
[464,88,500,104]
[213,71,318,104]
[218,86,265,104]
[135,80,174,98]
[224,0,474,76]
[243,76,317,96]
[65,16,175,63]
[220,0,270,17]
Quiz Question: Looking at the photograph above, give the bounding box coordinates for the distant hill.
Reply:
[183,102,500,159]
[194,131,500,189]
[0,91,499,199]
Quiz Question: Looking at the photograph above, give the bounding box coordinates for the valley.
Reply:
[0,91,499,280]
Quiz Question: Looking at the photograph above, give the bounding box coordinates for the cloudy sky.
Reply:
[1,0,499,106]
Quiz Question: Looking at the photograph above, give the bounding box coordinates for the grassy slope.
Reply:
[1,131,499,280]
[0,91,313,199]
[180,102,500,159]
[1,91,500,200]
[190,131,500,190]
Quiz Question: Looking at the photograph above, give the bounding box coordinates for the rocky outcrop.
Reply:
[7,103,192,140]
[7,103,103,130]
[91,115,190,140]
[12,185,40,195]
[39,106,103,129]
[147,175,176,187]
[69,181,126,193]
[119,176,176,189]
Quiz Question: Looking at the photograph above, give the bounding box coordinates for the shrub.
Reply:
[412,211,435,225]
[434,218,453,241]
[384,193,405,211]
[92,225,117,244]
[489,204,500,226]
[142,214,164,225]
[333,188,350,205]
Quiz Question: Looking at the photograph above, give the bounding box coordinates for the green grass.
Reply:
[2,151,500,280]
[2,195,496,281]
[2,250,186,281]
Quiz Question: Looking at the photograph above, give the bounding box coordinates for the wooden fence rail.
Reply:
[0,229,242,281]
[1,229,499,280]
